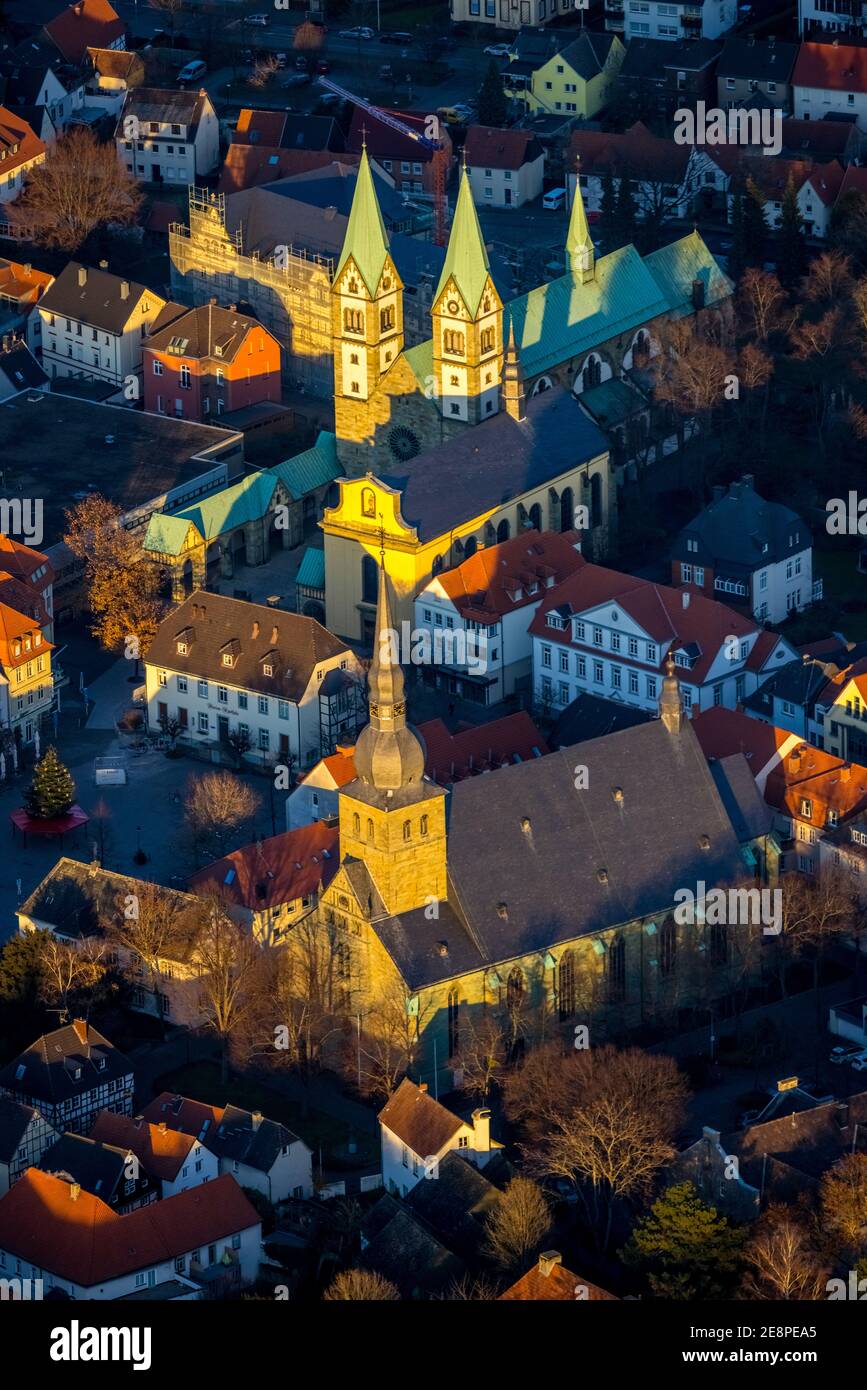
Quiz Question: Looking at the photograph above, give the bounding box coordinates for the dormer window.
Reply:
[177,641,188,655]
[222,653,232,666]
[263,663,273,676]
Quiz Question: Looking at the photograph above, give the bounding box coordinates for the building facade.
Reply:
[38,262,166,389]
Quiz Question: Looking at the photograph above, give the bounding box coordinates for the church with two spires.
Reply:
[320,151,732,640]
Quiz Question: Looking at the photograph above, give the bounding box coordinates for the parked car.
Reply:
[338,25,375,39]
[243,13,270,26]
[543,186,567,210]
[378,63,394,80]
[283,72,311,87]
[484,43,511,57]
[274,52,288,68]
[848,1049,867,1069]
[295,55,308,69]
[380,30,412,44]
[829,1043,864,1065]
[315,59,330,74]
[177,58,207,84]
[451,103,474,122]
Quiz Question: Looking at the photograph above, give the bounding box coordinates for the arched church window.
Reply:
[443,329,465,356]
[660,916,677,976]
[529,503,542,531]
[590,473,602,530]
[496,519,510,543]
[343,307,364,334]
[432,555,444,576]
[402,820,411,841]
[507,967,524,1008]
[560,487,574,533]
[367,819,374,842]
[353,813,360,835]
[463,535,477,559]
[582,354,602,391]
[480,327,495,353]
[362,553,378,604]
[420,815,429,837]
[447,989,460,1058]
[361,487,376,519]
[380,306,395,332]
[559,949,576,1019]
[450,374,459,386]
[348,278,358,294]
[633,329,650,363]
[607,936,626,1003]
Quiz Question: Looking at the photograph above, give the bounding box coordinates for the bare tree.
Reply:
[323,1269,400,1301]
[248,54,280,89]
[820,1153,867,1254]
[184,771,262,861]
[453,1010,508,1101]
[7,127,141,251]
[440,1272,502,1301]
[355,978,432,1100]
[482,1175,551,1272]
[37,935,107,1016]
[106,881,197,1002]
[195,904,264,1082]
[741,1207,830,1300]
[504,1042,689,1251]
[736,267,789,344]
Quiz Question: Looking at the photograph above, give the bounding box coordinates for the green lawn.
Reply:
[154,1061,377,1170]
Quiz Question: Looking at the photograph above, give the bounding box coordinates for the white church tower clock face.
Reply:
[388,425,421,463]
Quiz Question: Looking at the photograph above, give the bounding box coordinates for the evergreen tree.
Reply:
[477,60,507,128]
[743,176,768,268]
[24,746,76,820]
[777,174,808,290]
[621,1183,747,1300]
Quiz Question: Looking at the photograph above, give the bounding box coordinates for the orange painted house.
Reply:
[142,301,281,423]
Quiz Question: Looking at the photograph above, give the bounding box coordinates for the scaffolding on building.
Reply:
[168,187,336,397]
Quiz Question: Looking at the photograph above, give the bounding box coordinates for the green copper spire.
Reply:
[334,146,390,297]
[435,165,491,316]
[566,172,595,283]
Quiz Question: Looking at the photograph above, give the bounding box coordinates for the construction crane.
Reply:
[317,78,448,246]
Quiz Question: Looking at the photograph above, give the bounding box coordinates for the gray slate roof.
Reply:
[551,690,653,749]
[673,477,810,573]
[717,37,799,83]
[0,1022,133,1107]
[145,590,350,704]
[0,341,48,392]
[0,1096,38,1162]
[208,1103,304,1172]
[370,715,745,989]
[377,387,609,543]
[38,1132,130,1202]
[39,261,156,334]
[620,37,721,78]
[710,753,773,845]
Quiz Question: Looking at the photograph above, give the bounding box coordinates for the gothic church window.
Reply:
[447,989,460,1058]
[362,554,378,604]
[559,949,576,1019]
[380,306,395,331]
[344,307,364,334]
[480,327,495,353]
[607,936,626,1003]
[361,488,376,518]
[402,820,411,841]
[443,329,465,355]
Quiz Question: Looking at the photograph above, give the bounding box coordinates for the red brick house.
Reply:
[347,106,452,198]
[143,301,281,422]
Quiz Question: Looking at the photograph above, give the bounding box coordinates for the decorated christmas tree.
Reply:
[24,746,76,820]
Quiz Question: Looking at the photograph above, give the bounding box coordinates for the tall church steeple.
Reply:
[502,319,526,422]
[338,557,448,916]
[432,165,503,425]
[332,145,404,411]
[566,166,595,284]
[354,560,425,793]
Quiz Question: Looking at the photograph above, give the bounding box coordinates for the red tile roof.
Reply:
[218,145,359,195]
[0,601,53,671]
[90,1110,197,1182]
[432,528,585,623]
[528,563,756,686]
[764,744,867,827]
[793,41,867,94]
[838,164,867,202]
[500,1256,618,1301]
[570,121,690,184]
[44,0,125,64]
[0,259,52,307]
[378,1078,464,1155]
[234,109,288,146]
[187,819,339,912]
[141,1092,223,1139]
[303,713,549,790]
[0,107,45,182]
[465,124,542,171]
[0,1169,258,1287]
[692,706,795,781]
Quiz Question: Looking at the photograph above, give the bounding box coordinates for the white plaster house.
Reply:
[378,1078,501,1200]
[116,86,219,184]
[38,261,166,388]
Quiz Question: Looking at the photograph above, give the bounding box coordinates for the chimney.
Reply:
[538,1251,562,1278]
[251,1110,263,1131]
[691,278,705,310]
[159,1121,167,1134]
[741,473,755,490]
[417,1082,428,1094]
[335,742,356,757]
[72,1018,88,1045]
[120,280,130,301]
[77,266,87,287]
[682,590,690,609]
[840,764,851,782]
[471,1107,491,1159]
[702,1126,721,1144]
[252,620,260,639]
[69,1183,81,1201]
[270,625,278,644]
[99,259,108,271]
[23,263,31,277]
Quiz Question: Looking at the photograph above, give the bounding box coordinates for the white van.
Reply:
[178,59,207,85]
[542,187,566,210]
